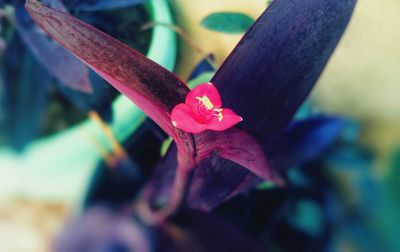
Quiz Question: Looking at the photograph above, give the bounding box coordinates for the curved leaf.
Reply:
[25,0,190,138]
[187,0,357,210]
[212,0,356,150]
[220,117,346,202]
[159,209,263,252]
[194,128,283,184]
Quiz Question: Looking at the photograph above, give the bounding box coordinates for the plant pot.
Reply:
[0,0,176,205]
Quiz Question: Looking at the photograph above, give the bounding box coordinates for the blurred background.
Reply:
[0,0,399,251]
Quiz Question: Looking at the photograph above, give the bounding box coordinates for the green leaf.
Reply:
[201,12,254,34]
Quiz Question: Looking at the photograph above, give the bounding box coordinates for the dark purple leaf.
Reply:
[15,2,92,93]
[213,0,355,150]
[144,144,178,209]
[194,128,283,183]
[184,0,356,210]
[69,0,149,11]
[53,206,261,252]
[2,35,50,151]
[146,139,278,211]
[218,117,345,201]
[158,209,263,252]
[187,159,252,210]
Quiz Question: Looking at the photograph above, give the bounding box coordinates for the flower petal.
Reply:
[185,82,222,110]
[206,108,243,131]
[171,103,208,133]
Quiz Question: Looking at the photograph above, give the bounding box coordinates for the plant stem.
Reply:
[135,155,192,225]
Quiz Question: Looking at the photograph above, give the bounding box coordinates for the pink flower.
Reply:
[171,82,242,133]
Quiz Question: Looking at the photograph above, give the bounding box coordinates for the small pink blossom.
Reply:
[171,82,242,133]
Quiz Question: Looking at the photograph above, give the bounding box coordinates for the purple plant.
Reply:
[25,0,356,250]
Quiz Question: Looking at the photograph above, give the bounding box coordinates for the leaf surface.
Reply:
[201,12,254,34]
[187,0,357,210]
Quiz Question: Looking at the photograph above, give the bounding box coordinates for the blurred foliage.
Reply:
[200,12,254,34]
[0,0,151,150]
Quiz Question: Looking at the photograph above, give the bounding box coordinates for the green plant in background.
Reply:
[201,12,254,34]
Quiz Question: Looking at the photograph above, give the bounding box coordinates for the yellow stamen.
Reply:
[196,95,214,110]
[213,108,224,122]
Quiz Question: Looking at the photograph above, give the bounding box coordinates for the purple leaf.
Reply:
[25,0,189,138]
[53,207,261,252]
[15,2,92,93]
[184,0,356,210]
[213,0,355,150]
[146,134,282,211]
[194,128,283,184]
[145,145,179,209]
[158,209,263,252]
[219,117,346,203]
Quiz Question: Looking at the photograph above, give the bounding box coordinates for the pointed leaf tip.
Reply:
[212,0,356,150]
[25,0,190,138]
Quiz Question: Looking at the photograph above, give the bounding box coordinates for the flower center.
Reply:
[195,95,224,122]
[196,95,214,110]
